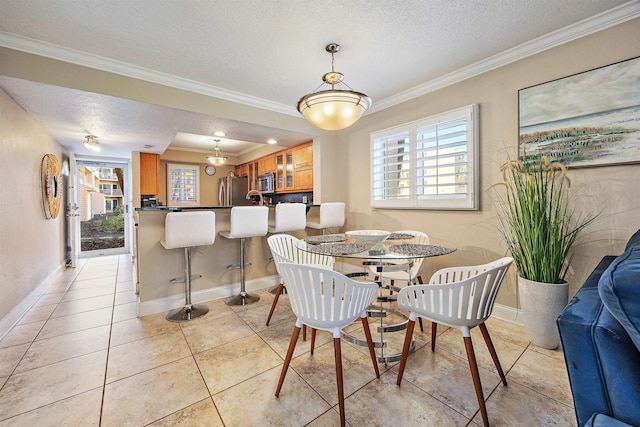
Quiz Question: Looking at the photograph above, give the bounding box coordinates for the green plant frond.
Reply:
[492,153,598,283]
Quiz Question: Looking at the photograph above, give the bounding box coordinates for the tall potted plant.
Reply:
[494,155,596,349]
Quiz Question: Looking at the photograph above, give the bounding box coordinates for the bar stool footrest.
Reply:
[226,262,252,270]
[169,274,202,284]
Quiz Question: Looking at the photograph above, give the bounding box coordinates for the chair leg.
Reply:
[302,324,307,341]
[390,279,394,295]
[265,283,284,326]
[479,323,507,386]
[416,276,424,332]
[396,319,416,386]
[360,317,380,378]
[431,322,438,352]
[310,328,317,355]
[464,336,489,427]
[333,337,346,427]
[275,325,301,397]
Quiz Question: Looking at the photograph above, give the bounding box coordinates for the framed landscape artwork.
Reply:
[518,56,640,168]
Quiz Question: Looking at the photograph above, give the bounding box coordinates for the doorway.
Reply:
[75,159,130,258]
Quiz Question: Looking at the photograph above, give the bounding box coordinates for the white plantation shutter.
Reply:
[167,163,200,207]
[371,104,478,210]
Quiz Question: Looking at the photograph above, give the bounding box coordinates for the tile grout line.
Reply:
[98,255,125,427]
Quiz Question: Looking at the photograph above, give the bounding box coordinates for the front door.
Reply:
[75,159,130,258]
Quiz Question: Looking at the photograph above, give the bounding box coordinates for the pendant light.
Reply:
[207,139,227,165]
[296,43,371,131]
[83,135,100,152]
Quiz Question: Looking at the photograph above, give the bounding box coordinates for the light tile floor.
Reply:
[0,255,575,426]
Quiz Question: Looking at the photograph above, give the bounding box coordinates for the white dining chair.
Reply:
[275,262,380,427]
[266,234,334,326]
[395,257,513,427]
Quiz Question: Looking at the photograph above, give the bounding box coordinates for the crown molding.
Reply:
[0,31,299,117]
[1,1,638,117]
[370,1,640,113]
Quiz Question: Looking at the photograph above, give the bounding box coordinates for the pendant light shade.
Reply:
[297,43,371,131]
[83,135,100,152]
[206,139,227,165]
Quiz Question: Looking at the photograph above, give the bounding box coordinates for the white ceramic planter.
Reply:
[518,276,569,350]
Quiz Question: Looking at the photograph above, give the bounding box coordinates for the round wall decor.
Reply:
[41,154,62,219]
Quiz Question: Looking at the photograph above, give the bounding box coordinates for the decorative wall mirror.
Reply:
[41,153,62,219]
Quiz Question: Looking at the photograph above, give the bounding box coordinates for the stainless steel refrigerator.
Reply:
[218,175,252,206]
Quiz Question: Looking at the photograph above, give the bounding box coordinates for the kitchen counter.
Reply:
[134,206,316,317]
[135,203,316,211]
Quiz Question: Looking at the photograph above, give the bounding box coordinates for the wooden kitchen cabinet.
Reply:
[139,153,160,195]
[258,155,276,174]
[293,142,313,190]
[294,167,313,190]
[275,150,294,192]
[293,143,313,169]
[235,163,248,177]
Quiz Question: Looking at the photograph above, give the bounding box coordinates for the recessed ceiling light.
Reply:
[214,131,226,137]
[143,144,153,149]
[267,139,277,145]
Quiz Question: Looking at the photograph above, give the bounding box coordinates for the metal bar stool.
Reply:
[161,211,216,322]
[306,202,345,235]
[267,202,307,234]
[219,206,269,306]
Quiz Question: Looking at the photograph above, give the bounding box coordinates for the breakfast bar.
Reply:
[134,205,320,316]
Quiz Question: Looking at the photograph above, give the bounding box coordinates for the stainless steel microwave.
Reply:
[257,172,275,193]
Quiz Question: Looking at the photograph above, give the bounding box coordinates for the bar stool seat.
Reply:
[161,211,216,322]
[306,202,345,235]
[268,203,307,234]
[219,206,269,306]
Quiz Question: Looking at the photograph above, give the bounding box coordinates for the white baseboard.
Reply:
[491,303,524,325]
[0,264,64,340]
[137,275,279,317]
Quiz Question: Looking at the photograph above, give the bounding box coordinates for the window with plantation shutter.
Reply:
[371,104,478,210]
[167,163,200,207]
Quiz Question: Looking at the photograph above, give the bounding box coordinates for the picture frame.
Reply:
[518,56,640,168]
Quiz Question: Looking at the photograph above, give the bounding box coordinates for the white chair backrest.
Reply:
[397,257,513,330]
[227,206,268,238]
[393,230,430,276]
[319,202,345,228]
[267,234,334,274]
[162,211,216,249]
[278,262,378,337]
[270,203,307,233]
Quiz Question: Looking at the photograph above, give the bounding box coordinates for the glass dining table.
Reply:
[297,231,455,364]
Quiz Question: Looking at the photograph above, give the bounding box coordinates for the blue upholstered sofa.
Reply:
[557,230,640,427]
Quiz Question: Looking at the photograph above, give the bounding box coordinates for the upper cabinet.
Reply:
[234,163,248,177]
[240,142,313,193]
[293,143,313,191]
[258,155,277,174]
[139,153,160,195]
[275,150,294,192]
[293,143,313,169]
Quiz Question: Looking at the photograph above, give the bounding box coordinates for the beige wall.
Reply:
[0,17,638,322]
[0,88,66,326]
[338,18,640,306]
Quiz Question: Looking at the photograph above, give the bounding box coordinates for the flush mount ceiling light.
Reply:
[297,43,371,131]
[206,139,227,166]
[83,135,100,152]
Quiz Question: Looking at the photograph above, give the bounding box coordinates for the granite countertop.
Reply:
[135,203,317,212]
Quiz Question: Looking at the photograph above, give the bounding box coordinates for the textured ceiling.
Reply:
[0,0,637,158]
